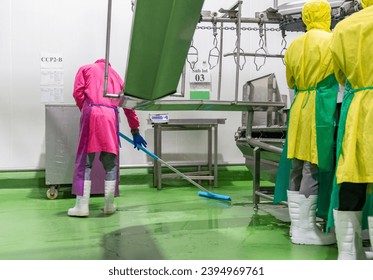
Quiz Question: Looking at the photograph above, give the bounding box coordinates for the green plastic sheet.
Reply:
[124,0,205,100]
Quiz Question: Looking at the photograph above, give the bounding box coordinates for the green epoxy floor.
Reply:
[0,166,338,260]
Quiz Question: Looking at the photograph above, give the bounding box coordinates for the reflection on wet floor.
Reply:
[0,166,338,260]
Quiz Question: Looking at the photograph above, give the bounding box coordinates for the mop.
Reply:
[119,132,231,201]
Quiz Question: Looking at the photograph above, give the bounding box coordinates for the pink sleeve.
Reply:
[73,68,86,111]
[123,108,140,130]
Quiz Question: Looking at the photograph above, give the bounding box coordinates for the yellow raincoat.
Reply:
[285,0,335,164]
[274,0,339,219]
[326,0,373,230]
[330,3,373,184]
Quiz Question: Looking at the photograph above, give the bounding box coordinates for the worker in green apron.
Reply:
[273,0,338,245]
[327,0,373,260]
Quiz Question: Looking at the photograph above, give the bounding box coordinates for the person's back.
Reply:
[330,2,373,184]
[284,0,336,166]
[285,25,334,90]
[328,0,373,260]
[69,59,146,218]
[330,5,373,89]
[73,59,123,110]
[274,0,338,246]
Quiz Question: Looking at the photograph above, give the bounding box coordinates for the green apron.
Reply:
[326,81,373,230]
[274,74,339,219]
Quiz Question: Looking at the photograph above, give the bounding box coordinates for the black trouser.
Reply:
[339,182,367,211]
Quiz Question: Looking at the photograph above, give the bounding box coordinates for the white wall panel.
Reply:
[0,0,299,170]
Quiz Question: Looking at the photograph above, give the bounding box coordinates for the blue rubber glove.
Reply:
[132,130,147,150]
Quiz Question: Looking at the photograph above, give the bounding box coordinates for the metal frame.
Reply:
[198,1,283,102]
[151,119,225,190]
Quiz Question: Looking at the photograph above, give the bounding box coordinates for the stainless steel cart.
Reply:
[45,104,80,199]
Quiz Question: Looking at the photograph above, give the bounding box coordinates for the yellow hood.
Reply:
[302,0,331,31]
[361,0,373,8]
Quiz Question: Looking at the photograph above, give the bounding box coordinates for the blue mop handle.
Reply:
[119,132,231,201]
[119,132,159,160]
[119,131,210,193]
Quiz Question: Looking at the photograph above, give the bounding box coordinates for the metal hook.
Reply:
[233,45,246,71]
[208,34,220,70]
[187,40,199,70]
[253,22,268,71]
[254,49,267,71]
[280,30,287,65]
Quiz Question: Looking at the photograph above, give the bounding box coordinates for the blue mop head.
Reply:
[198,191,231,201]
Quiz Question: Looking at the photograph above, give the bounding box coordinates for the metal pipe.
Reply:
[217,21,224,100]
[214,125,218,188]
[224,52,284,58]
[245,111,253,138]
[254,191,289,205]
[247,138,283,154]
[200,16,280,25]
[103,0,112,97]
[234,1,243,102]
[253,147,261,206]
[273,0,278,10]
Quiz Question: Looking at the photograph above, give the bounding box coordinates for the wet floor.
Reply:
[0,166,338,260]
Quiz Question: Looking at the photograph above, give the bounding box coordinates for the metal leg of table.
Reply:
[214,125,218,189]
[253,146,261,210]
[208,127,212,187]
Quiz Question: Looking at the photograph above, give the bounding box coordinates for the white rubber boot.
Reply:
[104,180,117,215]
[68,180,91,217]
[366,216,373,259]
[333,209,366,260]
[287,190,299,237]
[287,190,336,245]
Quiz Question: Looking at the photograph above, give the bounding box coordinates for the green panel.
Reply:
[190,90,210,100]
[124,0,205,100]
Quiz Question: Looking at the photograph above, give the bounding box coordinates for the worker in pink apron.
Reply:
[68,59,147,217]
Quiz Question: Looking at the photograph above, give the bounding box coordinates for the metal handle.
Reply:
[104,0,112,97]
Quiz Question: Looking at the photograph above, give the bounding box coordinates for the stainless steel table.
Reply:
[150,119,226,190]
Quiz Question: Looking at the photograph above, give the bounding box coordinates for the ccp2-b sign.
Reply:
[40,53,63,69]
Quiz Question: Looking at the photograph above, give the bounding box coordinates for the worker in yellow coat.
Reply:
[274,0,338,245]
[328,0,373,259]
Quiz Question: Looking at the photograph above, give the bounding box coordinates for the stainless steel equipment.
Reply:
[234,74,287,209]
[45,104,80,199]
[274,0,360,32]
